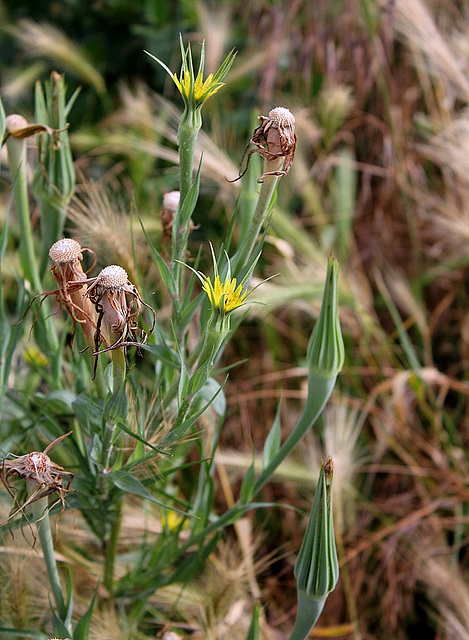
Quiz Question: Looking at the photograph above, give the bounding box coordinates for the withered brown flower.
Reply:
[20,238,97,349]
[3,114,55,143]
[48,238,98,346]
[0,433,74,525]
[71,265,156,374]
[231,106,297,183]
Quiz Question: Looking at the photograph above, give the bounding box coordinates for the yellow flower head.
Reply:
[146,36,235,111]
[173,70,223,104]
[203,275,248,313]
[24,346,49,368]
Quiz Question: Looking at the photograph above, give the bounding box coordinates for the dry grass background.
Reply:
[2,0,469,638]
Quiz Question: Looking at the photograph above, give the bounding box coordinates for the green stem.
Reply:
[6,132,61,377]
[30,491,68,625]
[6,136,42,292]
[289,592,326,640]
[102,345,126,593]
[103,498,123,593]
[177,115,200,206]
[232,165,282,273]
[253,373,337,496]
[177,373,338,555]
[172,113,201,298]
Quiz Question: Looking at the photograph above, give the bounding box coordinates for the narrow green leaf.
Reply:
[109,470,185,513]
[73,588,97,640]
[246,601,261,640]
[198,377,226,416]
[133,197,177,297]
[72,392,105,436]
[51,606,71,637]
[240,457,256,504]
[103,385,128,424]
[262,397,282,468]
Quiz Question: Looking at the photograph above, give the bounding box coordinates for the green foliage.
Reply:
[5,1,468,638]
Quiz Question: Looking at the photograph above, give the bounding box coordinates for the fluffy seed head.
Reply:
[49,238,82,264]
[268,107,295,127]
[97,265,129,290]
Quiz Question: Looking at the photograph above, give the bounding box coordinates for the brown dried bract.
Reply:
[0,433,74,526]
[230,106,297,183]
[323,456,334,486]
[71,265,156,376]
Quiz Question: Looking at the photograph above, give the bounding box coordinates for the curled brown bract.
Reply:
[0,433,74,527]
[229,106,297,183]
[71,265,157,376]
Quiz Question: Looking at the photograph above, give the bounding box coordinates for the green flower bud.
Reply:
[307,256,345,378]
[291,458,339,639]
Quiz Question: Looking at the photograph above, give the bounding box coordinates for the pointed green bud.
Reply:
[307,256,344,378]
[290,458,339,639]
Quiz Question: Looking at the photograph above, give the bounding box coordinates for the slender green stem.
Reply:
[253,374,337,496]
[102,345,126,593]
[289,592,326,640]
[232,162,282,273]
[6,130,60,377]
[177,374,338,555]
[6,136,41,292]
[30,491,68,624]
[177,115,200,206]
[103,498,123,593]
[172,112,201,300]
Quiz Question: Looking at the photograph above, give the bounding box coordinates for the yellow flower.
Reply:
[146,36,235,111]
[162,510,187,532]
[24,346,49,367]
[203,275,248,313]
[173,70,223,103]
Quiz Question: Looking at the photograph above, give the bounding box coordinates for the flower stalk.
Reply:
[251,256,344,497]
[29,487,69,626]
[4,115,43,292]
[145,38,235,295]
[232,107,297,273]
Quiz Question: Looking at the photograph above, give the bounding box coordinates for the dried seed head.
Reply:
[0,434,74,524]
[97,265,129,290]
[230,105,297,182]
[49,238,83,265]
[81,265,156,372]
[25,452,51,476]
[43,238,97,349]
[268,107,296,127]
